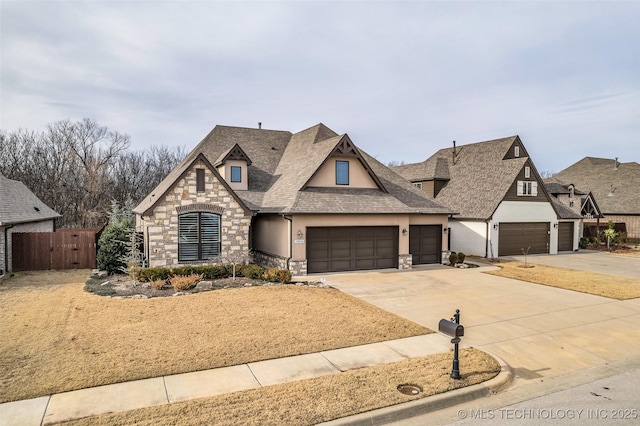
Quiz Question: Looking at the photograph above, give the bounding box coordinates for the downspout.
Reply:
[485,221,489,258]
[282,215,293,270]
[4,224,14,275]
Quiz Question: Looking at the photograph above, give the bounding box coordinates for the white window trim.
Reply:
[514,146,520,157]
[524,166,530,178]
[517,180,537,196]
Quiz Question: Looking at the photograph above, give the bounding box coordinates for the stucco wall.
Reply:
[493,201,559,255]
[253,215,290,258]
[216,160,248,191]
[449,221,488,257]
[2,220,55,273]
[306,156,378,188]
[140,160,251,267]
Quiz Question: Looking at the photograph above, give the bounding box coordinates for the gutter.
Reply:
[282,215,293,270]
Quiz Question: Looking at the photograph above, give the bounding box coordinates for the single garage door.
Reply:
[409,225,442,265]
[307,226,398,273]
[558,222,574,251]
[498,222,549,256]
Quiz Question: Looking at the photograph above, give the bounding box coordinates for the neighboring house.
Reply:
[544,182,604,243]
[392,136,582,257]
[546,157,640,240]
[133,123,454,275]
[0,173,61,275]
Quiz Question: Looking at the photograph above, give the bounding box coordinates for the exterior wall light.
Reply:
[402,228,408,235]
[297,230,303,238]
[493,223,499,230]
[553,222,559,229]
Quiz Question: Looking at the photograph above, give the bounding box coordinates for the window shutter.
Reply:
[178,213,199,261]
[531,181,538,196]
[517,181,523,196]
[200,213,221,259]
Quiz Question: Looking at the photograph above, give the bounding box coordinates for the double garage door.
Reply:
[498,222,549,256]
[307,227,398,274]
[306,225,443,274]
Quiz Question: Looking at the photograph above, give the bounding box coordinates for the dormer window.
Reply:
[231,166,241,183]
[336,160,349,185]
[514,146,520,157]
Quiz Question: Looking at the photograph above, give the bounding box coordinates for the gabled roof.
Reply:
[134,123,454,216]
[214,143,252,167]
[547,157,640,215]
[0,173,61,226]
[394,136,531,220]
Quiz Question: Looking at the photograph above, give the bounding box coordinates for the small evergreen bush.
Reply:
[457,252,466,264]
[448,252,459,265]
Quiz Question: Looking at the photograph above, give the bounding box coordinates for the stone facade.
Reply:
[1,220,55,274]
[398,254,413,270]
[289,259,307,276]
[251,250,289,270]
[142,160,251,268]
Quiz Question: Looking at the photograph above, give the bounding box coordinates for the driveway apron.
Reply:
[322,265,640,389]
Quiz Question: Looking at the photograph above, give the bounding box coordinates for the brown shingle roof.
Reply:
[548,157,640,215]
[134,123,454,216]
[394,136,530,220]
[0,173,61,225]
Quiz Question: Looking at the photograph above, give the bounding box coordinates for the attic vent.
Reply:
[34,206,40,212]
[608,184,616,197]
[258,122,262,129]
[614,157,619,170]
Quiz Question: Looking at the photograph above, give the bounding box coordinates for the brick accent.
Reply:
[398,254,413,270]
[584,215,640,240]
[143,160,251,268]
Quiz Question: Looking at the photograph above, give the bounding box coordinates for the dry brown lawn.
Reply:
[484,259,640,300]
[0,270,431,404]
[61,348,499,426]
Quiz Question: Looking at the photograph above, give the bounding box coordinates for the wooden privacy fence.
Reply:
[12,228,101,271]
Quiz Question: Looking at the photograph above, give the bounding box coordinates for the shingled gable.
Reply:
[0,173,61,225]
[133,153,253,217]
[214,143,252,167]
[394,136,563,220]
[301,134,388,193]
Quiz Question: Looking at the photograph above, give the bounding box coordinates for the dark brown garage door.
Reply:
[498,222,549,256]
[558,222,574,251]
[409,225,442,265]
[307,227,398,273]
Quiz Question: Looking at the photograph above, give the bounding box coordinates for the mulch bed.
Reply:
[85,274,324,298]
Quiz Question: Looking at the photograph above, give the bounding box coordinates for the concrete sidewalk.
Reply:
[1,333,485,426]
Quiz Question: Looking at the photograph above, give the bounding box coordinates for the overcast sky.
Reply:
[1,0,638,173]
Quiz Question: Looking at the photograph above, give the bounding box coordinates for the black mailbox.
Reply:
[438,319,464,337]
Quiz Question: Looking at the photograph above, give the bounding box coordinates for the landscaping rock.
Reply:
[196,281,213,291]
[91,270,108,279]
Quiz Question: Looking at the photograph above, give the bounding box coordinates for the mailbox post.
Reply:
[438,309,463,380]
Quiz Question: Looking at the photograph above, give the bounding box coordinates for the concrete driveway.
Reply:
[510,250,640,279]
[322,264,640,389]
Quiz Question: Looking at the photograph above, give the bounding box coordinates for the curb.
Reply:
[318,351,512,426]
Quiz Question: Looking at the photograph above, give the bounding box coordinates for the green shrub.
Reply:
[138,267,171,282]
[97,223,130,275]
[579,237,589,249]
[241,264,265,279]
[457,252,466,264]
[448,252,459,265]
